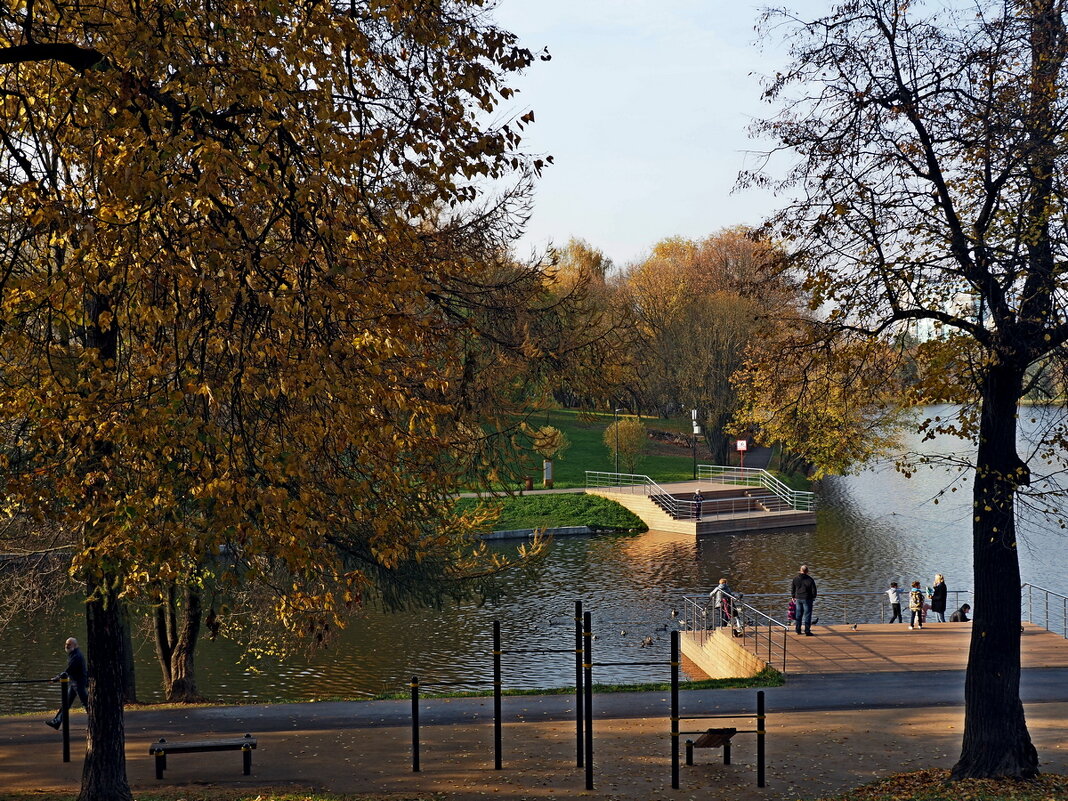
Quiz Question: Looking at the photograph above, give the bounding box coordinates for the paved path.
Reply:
[2,665,1067,800]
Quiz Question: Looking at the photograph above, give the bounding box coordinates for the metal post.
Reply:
[671,630,680,789]
[493,620,502,770]
[410,675,420,772]
[613,408,620,477]
[59,674,70,763]
[575,600,584,767]
[583,611,593,790]
[757,690,766,788]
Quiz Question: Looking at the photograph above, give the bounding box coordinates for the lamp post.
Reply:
[613,407,624,478]
[691,409,700,480]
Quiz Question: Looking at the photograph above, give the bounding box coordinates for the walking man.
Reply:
[46,637,88,730]
[791,565,817,636]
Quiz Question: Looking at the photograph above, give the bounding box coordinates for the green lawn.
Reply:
[454,493,646,532]
[519,408,698,488]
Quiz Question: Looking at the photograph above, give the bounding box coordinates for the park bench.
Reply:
[685,727,737,765]
[148,733,257,780]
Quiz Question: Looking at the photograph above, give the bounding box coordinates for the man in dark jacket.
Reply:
[46,637,88,730]
[790,565,818,636]
[950,604,971,623]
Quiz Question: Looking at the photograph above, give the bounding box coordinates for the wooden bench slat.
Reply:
[693,727,737,748]
[149,738,256,754]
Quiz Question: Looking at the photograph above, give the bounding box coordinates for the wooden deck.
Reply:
[587,479,816,535]
[781,622,1068,674]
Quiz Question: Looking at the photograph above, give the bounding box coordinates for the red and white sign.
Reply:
[736,439,748,452]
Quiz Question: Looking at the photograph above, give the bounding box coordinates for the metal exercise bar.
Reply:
[410,675,419,773]
[60,674,70,763]
[583,611,593,790]
[493,621,502,771]
[575,599,583,768]
[670,630,680,790]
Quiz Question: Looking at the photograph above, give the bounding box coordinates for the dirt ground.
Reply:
[1,702,1066,800]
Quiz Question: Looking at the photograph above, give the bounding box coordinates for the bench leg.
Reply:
[685,740,693,766]
[723,741,731,765]
[155,753,165,780]
[243,746,252,775]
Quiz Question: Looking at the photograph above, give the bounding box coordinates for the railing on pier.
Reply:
[585,471,693,518]
[733,590,973,626]
[680,593,789,674]
[1022,583,1068,638]
[698,465,816,512]
[585,471,795,521]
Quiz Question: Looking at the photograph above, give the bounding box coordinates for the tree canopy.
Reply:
[0,2,616,799]
[748,0,1068,779]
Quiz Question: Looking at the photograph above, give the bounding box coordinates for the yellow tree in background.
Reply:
[0,3,596,799]
[620,227,801,460]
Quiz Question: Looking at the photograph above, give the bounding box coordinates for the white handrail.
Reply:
[698,464,816,512]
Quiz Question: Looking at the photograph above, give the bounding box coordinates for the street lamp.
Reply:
[691,409,701,480]
[614,407,624,478]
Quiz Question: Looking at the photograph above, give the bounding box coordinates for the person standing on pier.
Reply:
[791,565,817,636]
[885,581,904,623]
[908,581,925,630]
[693,489,703,520]
[929,574,948,623]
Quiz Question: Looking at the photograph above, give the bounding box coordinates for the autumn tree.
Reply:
[620,228,800,460]
[603,417,647,474]
[749,0,1068,778]
[0,3,599,800]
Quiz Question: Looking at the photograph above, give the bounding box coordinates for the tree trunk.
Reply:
[154,583,205,702]
[78,581,133,801]
[167,585,203,702]
[951,362,1038,779]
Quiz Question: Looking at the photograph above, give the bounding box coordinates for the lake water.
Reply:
[3,406,1066,713]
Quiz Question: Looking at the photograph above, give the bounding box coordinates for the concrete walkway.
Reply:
[3,666,1067,800]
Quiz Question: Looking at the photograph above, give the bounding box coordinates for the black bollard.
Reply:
[410,675,420,772]
[575,599,583,768]
[670,631,679,789]
[583,611,593,790]
[493,620,502,770]
[757,690,766,787]
[59,674,70,763]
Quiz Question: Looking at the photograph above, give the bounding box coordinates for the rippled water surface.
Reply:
[3,408,1066,712]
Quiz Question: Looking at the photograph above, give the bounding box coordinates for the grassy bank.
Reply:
[455,492,646,532]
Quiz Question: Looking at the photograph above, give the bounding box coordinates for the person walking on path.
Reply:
[693,489,703,520]
[950,603,971,622]
[791,565,817,636]
[929,574,948,623]
[885,581,904,623]
[908,581,925,630]
[46,637,87,730]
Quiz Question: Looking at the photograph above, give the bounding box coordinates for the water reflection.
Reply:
[2,412,1066,713]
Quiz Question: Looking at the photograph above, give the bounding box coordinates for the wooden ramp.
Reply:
[781,622,1068,675]
[586,479,816,535]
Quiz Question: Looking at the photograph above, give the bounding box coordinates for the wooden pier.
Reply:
[586,479,816,535]
[683,622,1068,680]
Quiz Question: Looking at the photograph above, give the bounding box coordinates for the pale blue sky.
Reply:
[492,1,823,268]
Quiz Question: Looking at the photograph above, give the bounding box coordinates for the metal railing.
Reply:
[733,590,973,626]
[698,465,816,512]
[1022,583,1068,638]
[586,471,694,519]
[586,471,785,521]
[680,593,789,674]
